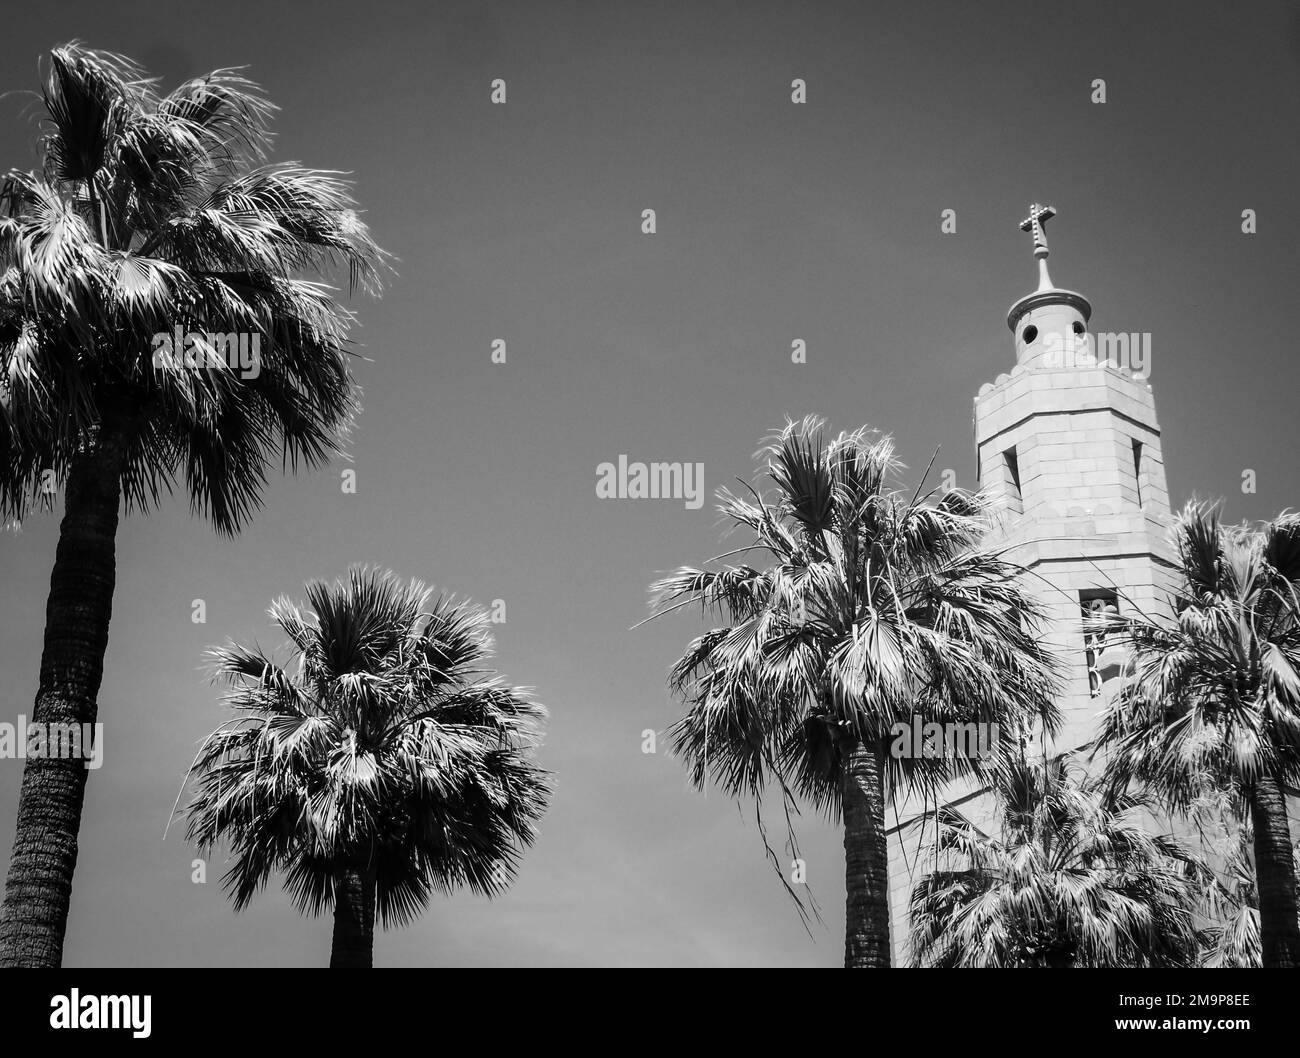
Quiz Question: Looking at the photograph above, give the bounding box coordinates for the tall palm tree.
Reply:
[182,568,550,968]
[908,753,1203,967]
[0,43,385,966]
[1097,503,1300,967]
[649,417,1060,967]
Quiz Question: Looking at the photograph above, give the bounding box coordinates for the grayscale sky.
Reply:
[1,0,1298,966]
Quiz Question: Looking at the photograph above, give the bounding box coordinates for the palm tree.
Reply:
[908,753,1203,967]
[0,43,385,966]
[649,417,1060,967]
[181,568,550,967]
[1097,503,1300,967]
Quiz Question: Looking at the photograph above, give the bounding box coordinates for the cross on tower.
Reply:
[1020,203,1056,259]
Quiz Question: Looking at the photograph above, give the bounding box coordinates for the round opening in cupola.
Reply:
[1022,325,1038,344]
[1072,321,1085,335]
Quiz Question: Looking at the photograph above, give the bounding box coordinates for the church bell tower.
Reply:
[974,204,1178,751]
[886,206,1181,960]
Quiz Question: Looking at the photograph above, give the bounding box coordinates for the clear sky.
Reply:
[1,0,1298,966]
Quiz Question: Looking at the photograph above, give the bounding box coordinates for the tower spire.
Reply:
[1006,203,1091,361]
[1020,203,1056,291]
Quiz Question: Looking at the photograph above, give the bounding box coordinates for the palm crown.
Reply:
[908,753,1203,967]
[651,416,1060,811]
[1098,504,1300,803]
[183,568,550,960]
[0,43,385,530]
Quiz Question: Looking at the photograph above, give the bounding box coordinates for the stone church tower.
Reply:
[885,206,1180,961]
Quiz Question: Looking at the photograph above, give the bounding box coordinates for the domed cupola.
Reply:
[1007,204,1092,368]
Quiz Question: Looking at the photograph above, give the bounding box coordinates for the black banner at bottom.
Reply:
[0,967,1288,1043]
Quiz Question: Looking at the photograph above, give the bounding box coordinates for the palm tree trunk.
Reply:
[0,417,126,967]
[1248,771,1300,968]
[842,736,892,967]
[330,867,376,967]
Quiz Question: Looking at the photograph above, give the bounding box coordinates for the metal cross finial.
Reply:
[1019,203,1056,259]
